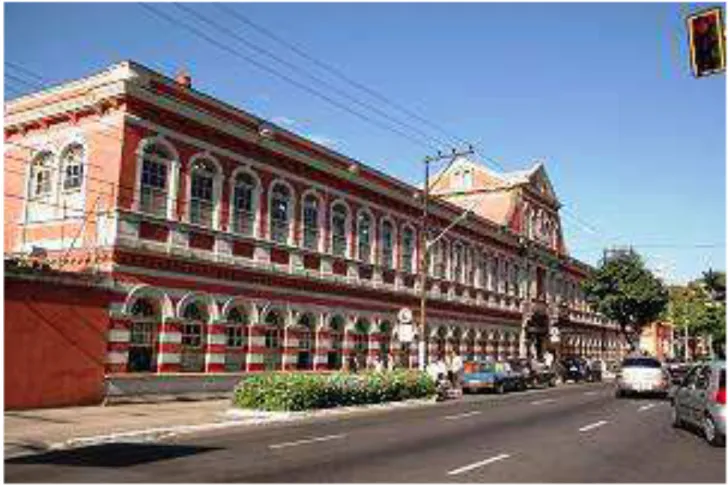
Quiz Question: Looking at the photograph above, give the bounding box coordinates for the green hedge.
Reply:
[233,370,436,411]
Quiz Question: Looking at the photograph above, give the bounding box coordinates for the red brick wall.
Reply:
[4,275,110,409]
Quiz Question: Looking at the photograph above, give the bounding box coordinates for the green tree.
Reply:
[666,270,726,359]
[582,250,668,350]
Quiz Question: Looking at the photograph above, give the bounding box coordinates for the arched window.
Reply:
[357,211,372,263]
[128,298,159,373]
[452,243,464,283]
[263,310,285,371]
[328,315,345,370]
[331,203,348,257]
[181,301,207,372]
[189,159,217,228]
[401,226,415,274]
[381,220,394,269]
[302,194,320,250]
[29,152,54,199]
[140,143,172,217]
[297,313,316,370]
[60,144,84,192]
[232,172,256,236]
[270,183,292,244]
[352,318,371,369]
[225,306,248,371]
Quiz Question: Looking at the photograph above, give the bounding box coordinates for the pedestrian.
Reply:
[387,351,396,372]
[446,351,456,387]
[544,349,554,370]
[348,354,359,374]
[426,356,440,382]
[373,354,384,373]
[452,350,464,389]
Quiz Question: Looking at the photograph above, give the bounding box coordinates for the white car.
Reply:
[615,356,670,398]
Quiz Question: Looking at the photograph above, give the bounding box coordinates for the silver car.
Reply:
[671,361,726,447]
[615,356,670,397]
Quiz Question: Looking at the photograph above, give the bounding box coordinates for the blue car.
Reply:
[462,361,527,394]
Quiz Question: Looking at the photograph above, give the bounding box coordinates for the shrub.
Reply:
[233,370,435,412]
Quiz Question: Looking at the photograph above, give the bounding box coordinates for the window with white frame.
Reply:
[381,220,394,269]
[302,194,320,250]
[453,243,464,283]
[30,152,54,199]
[480,253,488,288]
[270,183,292,244]
[189,159,217,228]
[226,306,247,348]
[181,303,206,348]
[61,144,84,192]
[401,227,415,273]
[357,212,372,263]
[232,172,256,236]
[139,144,171,217]
[463,169,473,189]
[491,256,499,292]
[331,203,348,257]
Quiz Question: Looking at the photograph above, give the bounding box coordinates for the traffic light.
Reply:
[687,7,726,78]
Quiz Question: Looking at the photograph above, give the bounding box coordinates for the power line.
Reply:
[215,3,472,150]
[138,3,443,153]
[173,2,454,152]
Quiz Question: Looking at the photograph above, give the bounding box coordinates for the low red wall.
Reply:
[4,274,110,409]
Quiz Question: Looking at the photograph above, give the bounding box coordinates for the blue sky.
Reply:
[5,2,725,283]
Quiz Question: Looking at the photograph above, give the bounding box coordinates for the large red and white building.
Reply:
[4,61,627,380]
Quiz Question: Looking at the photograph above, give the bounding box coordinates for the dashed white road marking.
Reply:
[638,403,656,412]
[447,453,511,476]
[444,410,481,420]
[531,398,556,405]
[583,391,598,396]
[578,420,609,432]
[268,433,346,450]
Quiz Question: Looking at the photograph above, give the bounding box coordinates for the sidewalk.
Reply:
[4,399,232,458]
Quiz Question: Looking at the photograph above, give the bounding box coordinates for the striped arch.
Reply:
[176,292,219,322]
[122,284,175,319]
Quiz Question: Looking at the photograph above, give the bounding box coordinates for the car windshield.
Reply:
[622,358,661,368]
[479,363,497,373]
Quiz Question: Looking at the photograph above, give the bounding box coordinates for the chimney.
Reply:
[175,68,191,89]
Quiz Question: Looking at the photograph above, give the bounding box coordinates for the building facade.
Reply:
[4,61,627,378]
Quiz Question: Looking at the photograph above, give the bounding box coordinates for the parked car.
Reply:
[462,361,526,394]
[671,361,726,447]
[508,358,557,388]
[558,356,593,383]
[615,356,670,398]
[665,359,692,386]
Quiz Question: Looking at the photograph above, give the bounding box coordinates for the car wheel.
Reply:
[704,415,725,447]
[671,405,683,429]
[615,389,624,399]
[548,377,557,387]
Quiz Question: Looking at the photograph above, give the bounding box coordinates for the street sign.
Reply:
[399,324,414,343]
[549,326,560,343]
[398,307,413,324]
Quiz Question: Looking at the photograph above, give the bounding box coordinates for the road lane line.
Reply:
[578,420,609,432]
[531,398,556,405]
[444,411,481,420]
[447,453,511,476]
[268,433,346,450]
[638,403,656,412]
[583,391,598,396]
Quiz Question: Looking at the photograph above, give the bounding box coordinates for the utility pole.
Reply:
[417,146,474,370]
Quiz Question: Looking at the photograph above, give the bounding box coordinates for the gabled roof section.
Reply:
[519,162,560,207]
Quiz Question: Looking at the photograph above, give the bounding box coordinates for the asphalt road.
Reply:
[5,382,725,483]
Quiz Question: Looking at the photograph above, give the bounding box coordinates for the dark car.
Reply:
[559,356,593,383]
[665,359,692,386]
[508,358,557,388]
